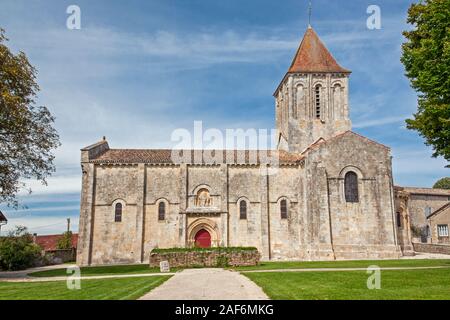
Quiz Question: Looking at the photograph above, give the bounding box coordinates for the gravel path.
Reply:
[0,264,67,280]
[139,268,269,300]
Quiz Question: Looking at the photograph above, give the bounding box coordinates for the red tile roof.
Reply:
[288,27,350,74]
[34,234,78,251]
[90,149,304,165]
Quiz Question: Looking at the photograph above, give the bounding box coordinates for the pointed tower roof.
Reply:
[288,27,350,74]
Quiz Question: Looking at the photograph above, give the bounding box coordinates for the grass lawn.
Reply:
[232,258,450,271]
[244,268,450,300]
[0,276,171,300]
[29,264,177,278]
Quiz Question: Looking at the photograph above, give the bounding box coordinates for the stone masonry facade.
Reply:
[77,27,403,266]
[394,186,450,246]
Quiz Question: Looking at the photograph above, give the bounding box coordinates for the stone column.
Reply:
[307,163,334,260]
[220,164,229,247]
[326,74,331,121]
[179,164,188,247]
[259,165,271,260]
[316,166,333,245]
[135,163,146,262]
[77,163,96,266]
[288,76,294,118]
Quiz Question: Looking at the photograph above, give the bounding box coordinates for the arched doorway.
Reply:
[187,218,220,247]
[194,229,211,248]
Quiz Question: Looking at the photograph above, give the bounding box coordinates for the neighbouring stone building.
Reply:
[427,203,450,244]
[394,186,450,245]
[77,26,405,266]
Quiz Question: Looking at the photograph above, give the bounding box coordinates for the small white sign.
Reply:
[160,261,170,273]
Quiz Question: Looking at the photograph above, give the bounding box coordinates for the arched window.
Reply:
[315,85,321,119]
[280,199,288,219]
[396,213,402,228]
[114,203,122,222]
[344,171,359,203]
[158,202,166,221]
[239,200,247,220]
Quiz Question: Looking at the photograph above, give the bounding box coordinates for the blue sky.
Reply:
[0,0,448,235]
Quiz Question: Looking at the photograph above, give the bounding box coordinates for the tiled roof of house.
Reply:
[0,211,7,223]
[34,233,78,251]
[427,202,450,219]
[394,186,450,197]
[90,149,304,165]
[288,27,351,74]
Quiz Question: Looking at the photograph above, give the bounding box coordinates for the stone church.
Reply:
[77,27,404,266]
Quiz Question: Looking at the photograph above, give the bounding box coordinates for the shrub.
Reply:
[0,226,42,271]
[411,225,429,240]
[56,231,73,249]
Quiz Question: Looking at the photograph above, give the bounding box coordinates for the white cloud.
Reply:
[353,115,409,129]
[20,175,81,196]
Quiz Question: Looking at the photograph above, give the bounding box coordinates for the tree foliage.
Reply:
[56,231,73,250]
[0,226,42,271]
[433,177,450,189]
[401,0,450,166]
[0,28,60,207]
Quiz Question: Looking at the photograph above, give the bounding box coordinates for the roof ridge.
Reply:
[90,149,304,164]
[428,202,450,219]
[300,131,390,156]
[397,187,450,196]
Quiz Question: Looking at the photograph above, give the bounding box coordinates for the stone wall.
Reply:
[44,249,76,265]
[77,135,400,265]
[304,132,401,260]
[428,204,450,244]
[275,73,351,153]
[413,243,450,255]
[149,248,260,268]
[408,194,449,229]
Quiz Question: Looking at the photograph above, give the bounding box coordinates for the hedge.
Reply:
[151,247,258,254]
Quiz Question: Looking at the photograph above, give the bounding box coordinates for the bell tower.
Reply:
[275,26,352,153]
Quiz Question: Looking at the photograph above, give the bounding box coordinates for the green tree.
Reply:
[0,28,60,208]
[401,0,450,166]
[433,177,450,189]
[0,226,42,271]
[56,231,73,250]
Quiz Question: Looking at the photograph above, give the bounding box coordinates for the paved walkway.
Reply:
[400,252,450,259]
[139,268,269,300]
[0,264,67,280]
